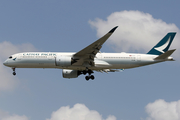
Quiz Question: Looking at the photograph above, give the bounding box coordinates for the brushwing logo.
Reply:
[154,36,171,53]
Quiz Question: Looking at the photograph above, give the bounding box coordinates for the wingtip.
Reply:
[109,26,118,33]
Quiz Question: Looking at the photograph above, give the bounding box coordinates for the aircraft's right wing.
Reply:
[96,69,120,73]
[72,26,118,67]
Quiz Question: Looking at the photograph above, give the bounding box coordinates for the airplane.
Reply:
[3,26,176,80]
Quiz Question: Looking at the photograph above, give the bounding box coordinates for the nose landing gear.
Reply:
[12,68,16,76]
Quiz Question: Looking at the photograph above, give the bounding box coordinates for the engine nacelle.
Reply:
[62,69,80,78]
[55,56,72,67]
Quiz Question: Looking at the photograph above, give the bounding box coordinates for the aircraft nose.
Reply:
[3,60,8,66]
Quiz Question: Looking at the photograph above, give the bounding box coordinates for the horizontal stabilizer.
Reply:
[154,49,176,60]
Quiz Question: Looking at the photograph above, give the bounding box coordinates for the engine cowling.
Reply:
[55,56,72,67]
[62,69,80,78]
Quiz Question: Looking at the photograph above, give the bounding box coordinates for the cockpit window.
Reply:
[9,56,12,59]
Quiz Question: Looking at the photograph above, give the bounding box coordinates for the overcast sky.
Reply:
[0,1,180,120]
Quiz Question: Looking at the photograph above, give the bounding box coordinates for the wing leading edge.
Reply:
[72,26,118,66]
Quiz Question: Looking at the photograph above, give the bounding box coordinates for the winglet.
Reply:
[109,26,118,33]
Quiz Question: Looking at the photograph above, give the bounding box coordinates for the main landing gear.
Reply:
[83,69,95,81]
[12,68,16,76]
[85,75,94,81]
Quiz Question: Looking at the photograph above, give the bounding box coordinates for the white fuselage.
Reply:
[2,28,176,80]
[3,52,168,70]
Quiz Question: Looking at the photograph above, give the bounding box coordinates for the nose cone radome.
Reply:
[3,60,8,66]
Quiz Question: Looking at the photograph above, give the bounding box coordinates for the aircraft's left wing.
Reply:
[72,26,118,67]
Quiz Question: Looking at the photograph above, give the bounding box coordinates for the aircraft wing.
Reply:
[96,69,120,73]
[72,26,118,66]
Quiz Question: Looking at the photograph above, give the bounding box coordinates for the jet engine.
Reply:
[55,56,72,67]
[62,69,80,78]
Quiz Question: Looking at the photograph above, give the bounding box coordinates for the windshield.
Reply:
[9,56,12,59]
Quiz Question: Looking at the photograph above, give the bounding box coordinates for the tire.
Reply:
[13,72,16,76]
[90,75,94,80]
[85,76,89,81]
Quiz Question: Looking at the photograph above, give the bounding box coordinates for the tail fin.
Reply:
[147,32,176,55]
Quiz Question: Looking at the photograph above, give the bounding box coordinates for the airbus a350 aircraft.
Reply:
[3,26,176,80]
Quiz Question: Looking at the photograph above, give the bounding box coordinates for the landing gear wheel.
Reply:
[90,75,94,80]
[84,68,95,80]
[13,72,16,76]
[85,76,89,81]
[12,68,16,76]
[85,75,95,81]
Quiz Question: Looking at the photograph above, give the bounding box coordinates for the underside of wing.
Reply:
[96,69,120,73]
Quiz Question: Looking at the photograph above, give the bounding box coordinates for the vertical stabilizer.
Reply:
[147,33,176,55]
